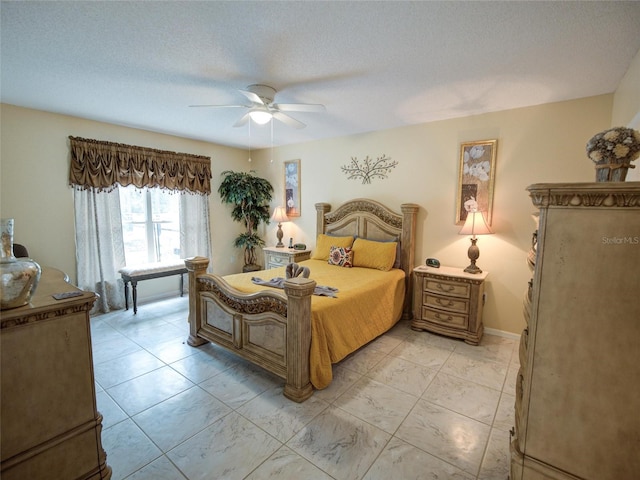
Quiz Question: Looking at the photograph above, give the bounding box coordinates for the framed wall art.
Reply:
[456,139,497,225]
[284,159,301,217]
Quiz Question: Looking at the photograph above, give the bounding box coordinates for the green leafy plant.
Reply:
[218,170,273,270]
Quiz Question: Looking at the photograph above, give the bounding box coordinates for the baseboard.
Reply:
[484,327,521,341]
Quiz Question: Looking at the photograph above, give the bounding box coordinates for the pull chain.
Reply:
[270,120,274,163]
[248,120,252,162]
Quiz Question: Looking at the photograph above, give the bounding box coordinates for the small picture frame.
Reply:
[284,159,301,217]
[456,139,497,225]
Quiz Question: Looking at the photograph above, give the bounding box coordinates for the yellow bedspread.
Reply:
[222,259,406,389]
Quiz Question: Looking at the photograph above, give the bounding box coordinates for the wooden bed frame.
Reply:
[185,198,418,402]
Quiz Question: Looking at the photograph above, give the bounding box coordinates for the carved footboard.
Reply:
[184,257,316,402]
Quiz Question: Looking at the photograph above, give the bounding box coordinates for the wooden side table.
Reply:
[263,247,311,269]
[412,265,488,345]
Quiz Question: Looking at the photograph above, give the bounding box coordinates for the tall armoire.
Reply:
[510,182,640,480]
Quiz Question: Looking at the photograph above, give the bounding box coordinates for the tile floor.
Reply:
[91,296,518,480]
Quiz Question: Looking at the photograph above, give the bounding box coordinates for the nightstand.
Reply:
[412,265,488,345]
[263,247,311,269]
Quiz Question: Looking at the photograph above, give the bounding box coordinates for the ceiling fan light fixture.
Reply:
[249,110,272,125]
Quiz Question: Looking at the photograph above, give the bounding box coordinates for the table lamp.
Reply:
[459,211,492,274]
[271,206,289,248]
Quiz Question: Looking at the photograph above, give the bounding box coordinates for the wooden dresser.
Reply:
[0,268,111,479]
[510,182,640,479]
[412,265,488,345]
[263,247,311,269]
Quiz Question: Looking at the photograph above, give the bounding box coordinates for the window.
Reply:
[119,186,181,265]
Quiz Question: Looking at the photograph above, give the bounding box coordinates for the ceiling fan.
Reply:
[189,84,325,129]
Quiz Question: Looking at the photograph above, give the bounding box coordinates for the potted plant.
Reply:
[218,170,273,272]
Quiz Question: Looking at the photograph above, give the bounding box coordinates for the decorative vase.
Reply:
[594,162,631,182]
[1,218,41,310]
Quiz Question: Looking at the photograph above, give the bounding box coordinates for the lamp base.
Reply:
[275,224,284,248]
[464,237,483,274]
[464,263,483,274]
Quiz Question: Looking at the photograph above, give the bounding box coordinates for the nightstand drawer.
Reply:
[423,292,469,314]
[265,252,289,267]
[421,306,468,328]
[424,278,471,298]
[263,248,311,269]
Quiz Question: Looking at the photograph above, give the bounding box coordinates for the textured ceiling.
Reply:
[2,1,640,149]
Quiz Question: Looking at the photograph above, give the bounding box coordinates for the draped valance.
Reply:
[68,136,212,195]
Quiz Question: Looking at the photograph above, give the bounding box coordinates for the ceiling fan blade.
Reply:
[233,112,251,128]
[272,111,306,129]
[239,89,264,105]
[272,103,326,113]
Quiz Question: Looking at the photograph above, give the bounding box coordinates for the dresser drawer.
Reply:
[423,292,469,314]
[421,306,468,328]
[424,278,471,298]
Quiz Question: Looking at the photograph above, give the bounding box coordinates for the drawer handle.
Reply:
[434,312,453,322]
[435,298,454,307]
[435,283,455,292]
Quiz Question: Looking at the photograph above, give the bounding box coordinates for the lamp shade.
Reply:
[271,206,289,223]
[459,211,492,237]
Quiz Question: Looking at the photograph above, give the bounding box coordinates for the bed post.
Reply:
[315,202,331,235]
[282,277,316,403]
[184,256,209,347]
[401,203,419,320]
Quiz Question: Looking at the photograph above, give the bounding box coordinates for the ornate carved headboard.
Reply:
[315,198,419,318]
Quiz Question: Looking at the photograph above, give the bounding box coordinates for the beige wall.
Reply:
[251,95,614,334]
[612,47,640,181]
[1,94,616,333]
[612,47,640,129]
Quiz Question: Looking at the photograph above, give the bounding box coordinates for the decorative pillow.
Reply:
[353,236,401,269]
[328,246,353,267]
[311,234,355,260]
[351,238,398,271]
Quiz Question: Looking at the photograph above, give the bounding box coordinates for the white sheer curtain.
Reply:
[180,192,212,265]
[73,186,212,313]
[73,187,126,313]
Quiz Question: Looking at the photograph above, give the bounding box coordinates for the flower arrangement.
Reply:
[586,127,640,181]
[586,127,640,164]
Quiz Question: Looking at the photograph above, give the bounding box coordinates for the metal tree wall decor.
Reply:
[341,154,398,184]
